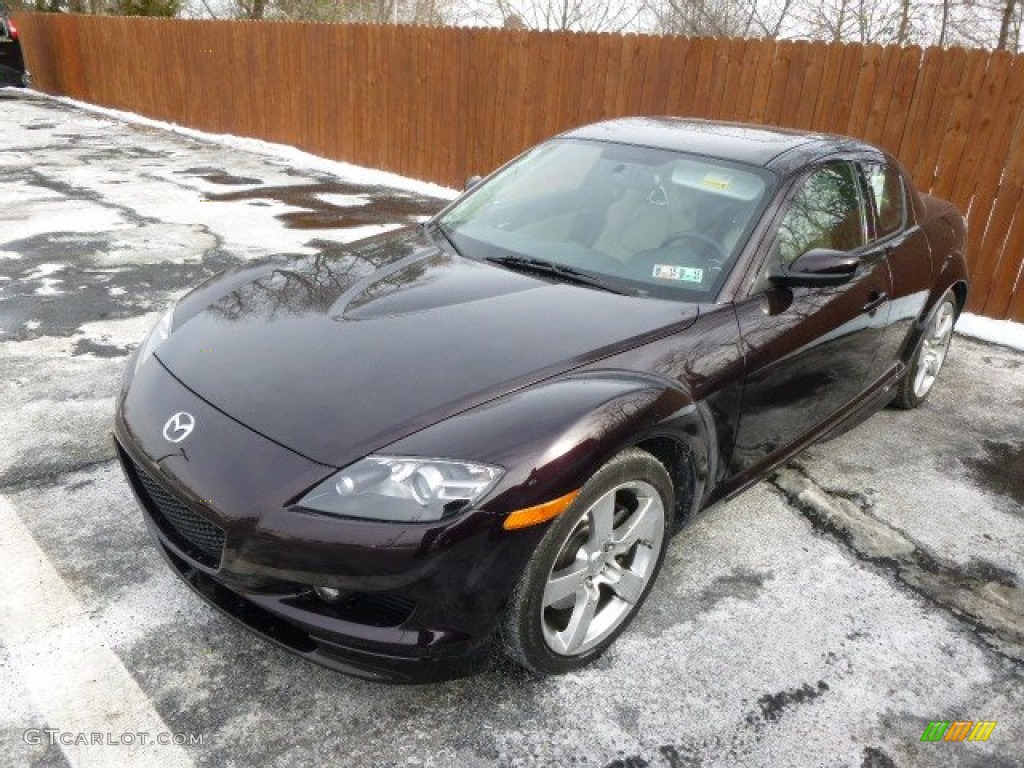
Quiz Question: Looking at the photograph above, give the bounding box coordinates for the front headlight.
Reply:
[298,456,504,523]
[134,304,175,375]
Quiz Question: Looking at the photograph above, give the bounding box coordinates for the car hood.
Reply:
[156,228,699,467]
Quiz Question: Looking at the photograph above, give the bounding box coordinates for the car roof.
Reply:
[562,117,883,174]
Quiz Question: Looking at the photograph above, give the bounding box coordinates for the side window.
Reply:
[775,162,866,266]
[863,163,906,240]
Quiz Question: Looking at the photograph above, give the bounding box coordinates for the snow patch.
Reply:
[0,150,33,172]
[0,180,63,207]
[317,193,371,208]
[2,198,130,243]
[34,279,64,296]
[76,310,176,349]
[956,312,1024,351]
[24,263,65,280]
[96,224,217,267]
[23,265,66,295]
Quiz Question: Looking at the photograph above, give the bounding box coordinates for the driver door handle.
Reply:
[863,290,888,314]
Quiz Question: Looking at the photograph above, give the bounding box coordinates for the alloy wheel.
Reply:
[912,300,955,399]
[539,480,665,656]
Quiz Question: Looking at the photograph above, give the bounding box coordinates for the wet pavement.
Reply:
[1,90,1022,768]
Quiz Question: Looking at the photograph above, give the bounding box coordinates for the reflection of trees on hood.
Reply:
[207,239,435,321]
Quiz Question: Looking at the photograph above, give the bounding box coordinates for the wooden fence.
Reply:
[12,13,1024,321]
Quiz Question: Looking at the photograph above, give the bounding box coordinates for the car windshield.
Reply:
[437,138,775,300]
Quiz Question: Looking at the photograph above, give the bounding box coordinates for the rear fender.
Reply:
[902,200,969,361]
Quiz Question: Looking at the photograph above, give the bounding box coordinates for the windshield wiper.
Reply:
[485,255,626,294]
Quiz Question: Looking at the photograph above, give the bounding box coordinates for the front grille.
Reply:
[129,457,225,569]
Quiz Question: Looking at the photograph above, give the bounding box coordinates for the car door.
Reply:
[729,160,893,476]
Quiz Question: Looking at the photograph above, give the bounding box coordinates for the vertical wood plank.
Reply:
[777,40,809,128]
[793,40,826,130]
[826,43,864,134]
[930,49,992,204]
[747,40,778,123]
[909,46,969,191]
[878,46,923,156]
[845,43,884,138]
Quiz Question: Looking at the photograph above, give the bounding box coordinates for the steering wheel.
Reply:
[660,231,729,262]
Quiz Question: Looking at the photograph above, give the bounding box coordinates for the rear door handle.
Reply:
[863,291,888,314]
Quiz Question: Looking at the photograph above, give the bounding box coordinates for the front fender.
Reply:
[383,371,713,523]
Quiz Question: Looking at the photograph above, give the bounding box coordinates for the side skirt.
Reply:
[702,362,905,510]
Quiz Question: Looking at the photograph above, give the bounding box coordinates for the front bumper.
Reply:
[115,357,543,683]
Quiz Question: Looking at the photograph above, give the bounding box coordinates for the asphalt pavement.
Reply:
[1,89,1022,768]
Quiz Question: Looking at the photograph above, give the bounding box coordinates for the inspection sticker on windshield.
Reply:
[653,265,703,282]
[702,173,733,191]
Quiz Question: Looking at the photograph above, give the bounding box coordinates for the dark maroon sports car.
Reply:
[115,118,968,682]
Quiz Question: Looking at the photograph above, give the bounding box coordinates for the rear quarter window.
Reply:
[863,163,906,239]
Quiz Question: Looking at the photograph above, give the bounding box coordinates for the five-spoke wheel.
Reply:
[539,480,664,656]
[501,448,674,674]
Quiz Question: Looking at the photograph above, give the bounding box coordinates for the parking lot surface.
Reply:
[1,90,1022,768]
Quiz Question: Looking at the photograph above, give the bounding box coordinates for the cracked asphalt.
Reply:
[1,90,1022,768]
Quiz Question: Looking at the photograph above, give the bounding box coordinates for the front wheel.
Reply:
[894,289,957,410]
[500,448,673,675]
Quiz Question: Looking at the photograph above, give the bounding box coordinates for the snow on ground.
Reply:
[47,93,459,201]
[957,312,1024,351]
[1,91,454,346]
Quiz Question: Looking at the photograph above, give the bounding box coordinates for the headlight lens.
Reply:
[298,456,504,523]
[134,304,175,375]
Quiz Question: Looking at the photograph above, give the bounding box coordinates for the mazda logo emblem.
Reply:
[162,412,195,443]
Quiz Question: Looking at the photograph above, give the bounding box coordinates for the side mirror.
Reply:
[769,248,859,288]
[464,175,483,191]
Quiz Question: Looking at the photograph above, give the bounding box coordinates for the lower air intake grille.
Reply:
[131,459,225,569]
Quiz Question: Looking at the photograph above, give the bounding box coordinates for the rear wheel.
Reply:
[894,289,957,409]
[500,448,673,674]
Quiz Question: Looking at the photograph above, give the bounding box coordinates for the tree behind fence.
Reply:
[14,13,1024,321]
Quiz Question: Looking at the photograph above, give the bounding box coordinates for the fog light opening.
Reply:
[313,585,343,603]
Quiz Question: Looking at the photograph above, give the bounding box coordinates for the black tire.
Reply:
[893,288,957,410]
[500,448,674,675]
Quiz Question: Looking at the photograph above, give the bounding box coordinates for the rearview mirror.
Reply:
[464,175,483,191]
[769,248,859,288]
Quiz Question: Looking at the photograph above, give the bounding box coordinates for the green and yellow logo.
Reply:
[920,720,997,742]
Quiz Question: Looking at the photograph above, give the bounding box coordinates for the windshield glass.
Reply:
[438,139,775,300]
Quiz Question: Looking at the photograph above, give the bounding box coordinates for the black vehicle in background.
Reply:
[0,3,29,87]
